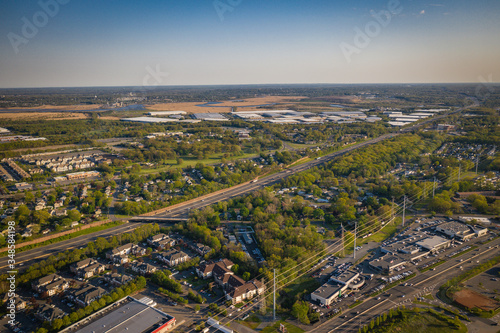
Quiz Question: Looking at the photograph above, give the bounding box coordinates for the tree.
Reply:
[67,209,81,222]
[291,301,310,324]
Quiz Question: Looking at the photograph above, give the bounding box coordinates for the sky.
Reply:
[0,0,499,88]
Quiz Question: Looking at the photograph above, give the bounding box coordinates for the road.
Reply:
[312,237,500,333]
[4,102,477,273]
[0,222,142,274]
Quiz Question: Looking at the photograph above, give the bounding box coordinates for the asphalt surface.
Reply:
[0,222,142,274]
[312,237,500,333]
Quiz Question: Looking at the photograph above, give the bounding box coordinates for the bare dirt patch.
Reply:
[145,96,308,113]
[453,288,499,311]
[0,104,103,111]
[0,112,89,121]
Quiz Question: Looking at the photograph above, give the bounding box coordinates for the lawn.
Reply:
[369,310,467,333]
[261,321,304,333]
[238,314,262,330]
[358,219,400,245]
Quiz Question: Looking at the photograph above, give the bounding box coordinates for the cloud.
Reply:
[420,10,426,15]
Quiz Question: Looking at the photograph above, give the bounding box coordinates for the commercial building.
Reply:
[436,221,476,241]
[74,297,176,333]
[311,281,346,306]
[121,116,180,123]
[415,235,451,253]
[191,113,228,121]
[147,111,187,116]
[369,255,407,275]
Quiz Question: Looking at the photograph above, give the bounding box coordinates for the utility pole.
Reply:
[273,269,276,322]
[402,196,406,227]
[391,197,395,224]
[353,222,357,259]
[475,154,479,175]
[341,223,345,257]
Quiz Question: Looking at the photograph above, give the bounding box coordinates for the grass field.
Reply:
[261,321,304,333]
[369,310,467,333]
[358,219,400,245]
[238,314,262,330]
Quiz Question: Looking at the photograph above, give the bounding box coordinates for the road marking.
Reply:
[328,299,389,332]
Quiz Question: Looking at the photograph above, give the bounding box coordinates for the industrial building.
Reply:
[311,270,365,305]
[191,113,228,121]
[147,111,187,116]
[415,235,451,253]
[74,297,175,333]
[121,117,180,123]
[369,255,407,275]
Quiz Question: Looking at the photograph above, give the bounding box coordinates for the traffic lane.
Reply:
[320,238,500,332]
[0,222,141,273]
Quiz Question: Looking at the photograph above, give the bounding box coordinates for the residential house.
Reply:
[70,258,106,279]
[130,262,157,275]
[2,294,26,311]
[68,285,107,307]
[226,280,265,304]
[35,304,67,323]
[104,272,134,286]
[196,259,234,279]
[32,274,69,297]
[157,250,190,267]
[189,242,212,256]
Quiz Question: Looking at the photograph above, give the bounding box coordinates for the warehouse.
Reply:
[416,236,451,253]
[435,221,476,240]
[75,297,175,333]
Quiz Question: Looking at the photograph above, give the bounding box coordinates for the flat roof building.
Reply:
[416,236,451,253]
[311,281,346,306]
[436,221,475,240]
[369,255,407,275]
[74,297,175,333]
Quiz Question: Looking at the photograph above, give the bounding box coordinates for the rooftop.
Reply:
[75,297,174,333]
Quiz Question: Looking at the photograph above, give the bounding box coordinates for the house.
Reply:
[70,258,106,279]
[226,280,265,304]
[148,234,177,250]
[32,274,69,297]
[130,262,157,275]
[158,250,190,267]
[106,243,134,259]
[196,259,234,279]
[104,272,134,286]
[189,242,212,256]
[68,285,107,307]
[35,304,67,323]
[2,294,26,311]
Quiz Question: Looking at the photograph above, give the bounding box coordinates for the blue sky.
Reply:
[0,0,499,88]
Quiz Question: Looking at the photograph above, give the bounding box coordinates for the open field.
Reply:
[0,104,104,111]
[453,288,499,311]
[145,95,308,113]
[0,112,89,120]
[369,310,467,333]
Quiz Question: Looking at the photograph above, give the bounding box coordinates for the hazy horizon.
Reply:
[1,0,499,89]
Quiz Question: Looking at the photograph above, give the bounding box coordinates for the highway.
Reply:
[0,222,142,274]
[3,102,477,274]
[312,237,500,333]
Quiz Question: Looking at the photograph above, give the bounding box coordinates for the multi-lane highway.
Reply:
[0,222,142,274]
[4,102,477,274]
[312,237,500,333]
